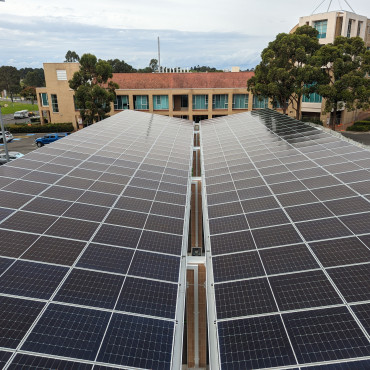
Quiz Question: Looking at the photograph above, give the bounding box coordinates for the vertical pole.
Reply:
[0,106,10,162]
[158,36,161,72]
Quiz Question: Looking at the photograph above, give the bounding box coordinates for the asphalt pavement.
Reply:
[341,132,370,147]
[0,133,46,156]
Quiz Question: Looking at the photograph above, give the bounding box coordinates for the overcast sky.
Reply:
[0,0,369,70]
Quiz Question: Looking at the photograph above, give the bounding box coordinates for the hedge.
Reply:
[354,122,370,126]
[346,125,370,132]
[5,123,74,134]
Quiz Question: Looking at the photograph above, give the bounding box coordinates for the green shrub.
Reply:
[353,120,370,126]
[5,122,74,134]
[346,124,370,132]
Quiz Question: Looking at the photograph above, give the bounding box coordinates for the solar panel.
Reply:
[0,110,193,369]
[202,109,370,369]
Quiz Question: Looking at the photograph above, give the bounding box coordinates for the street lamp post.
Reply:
[0,106,10,162]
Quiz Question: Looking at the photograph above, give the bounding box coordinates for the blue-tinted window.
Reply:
[233,94,248,109]
[303,84,323,103]
[40,93,48,107]
[314,20,328,39]
[193,95,208,110]
[212,94,228,109]
[153,95,169,110]
[134,95,148,110]
[253,95,268,109]
[114,95,129,110]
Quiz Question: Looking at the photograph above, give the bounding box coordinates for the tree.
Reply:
[312,36,370,130]
[107,59,137,73]
[149,58,158,72]
[23,69,45,87]
[247,25,321,118]
[190,65,222,72]
[20,86,37,104]
[0,66,21,102]
[65,50,80,62]
[69,53,118,124]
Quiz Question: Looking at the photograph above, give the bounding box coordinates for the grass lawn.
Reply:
[0,102,39,114]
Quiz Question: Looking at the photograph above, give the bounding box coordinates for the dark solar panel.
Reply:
[215,278,277,318]
[212,251,264,282]
[218,315,297,369]
[21,304,110,360]
[116,277,178,319]
[54,269,125,309]
[97,313,174,369]
[283,307,370,363]
[0,296,44,348]
[202,110,370,369]
[0,111,193,368]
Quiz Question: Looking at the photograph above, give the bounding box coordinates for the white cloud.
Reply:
[0,0,368,68]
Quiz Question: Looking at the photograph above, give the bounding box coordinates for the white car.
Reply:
[0,131,14,143]
[13,110,29,119]
[0,151,24,165]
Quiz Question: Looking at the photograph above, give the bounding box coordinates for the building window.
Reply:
[56,70,67,81]
[252,95,268,109]
[134,95,148,110]
[314,20,328,39]
[153,95,169,110]
[114,95,129,110]
[51,94,59,112]
[357,21,363,37]
[302,92,322,103]
[232,94,248,109]
[192,95,208,110]
[347,19,354,38]
[40,93,49,107]
[212,94,228,109]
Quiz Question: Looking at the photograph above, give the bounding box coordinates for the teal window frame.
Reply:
[40,93,49,107]
[232,94,248,109]
[212,94,228,109]
[114,95,129,110]
[302,83,323,103]
[51,94,59,113]
[192,95,208,110]
[347,19,353,38]
[314,19,328,39]
[252,95,268,109]
[134,95,148,110]
[153,95,169,110]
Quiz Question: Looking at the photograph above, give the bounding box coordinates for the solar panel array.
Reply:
[201,109,370,369]
[0,111,193,369]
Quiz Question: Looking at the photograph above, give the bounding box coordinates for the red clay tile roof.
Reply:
[111,72,254,89]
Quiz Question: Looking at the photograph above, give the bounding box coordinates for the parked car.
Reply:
[13,110,29,119]
[0,131,14,143]
[35,133,69,147]
[0,151,24,165]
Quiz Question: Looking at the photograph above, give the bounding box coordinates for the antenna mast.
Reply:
[311,0,355,14]
[158,36,161,72]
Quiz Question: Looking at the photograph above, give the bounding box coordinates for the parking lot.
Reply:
[0,133,46,156]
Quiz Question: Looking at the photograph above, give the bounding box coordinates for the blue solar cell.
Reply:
[0,260,68,299]
[0,296,44,349]
[116,277,178,319]
[22,304,110,360]
[97,313,174,369]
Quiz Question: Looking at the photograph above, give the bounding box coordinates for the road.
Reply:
[0,133,46,156]
[341,132,370,147]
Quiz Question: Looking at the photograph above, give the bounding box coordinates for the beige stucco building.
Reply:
[36,64,290,130]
